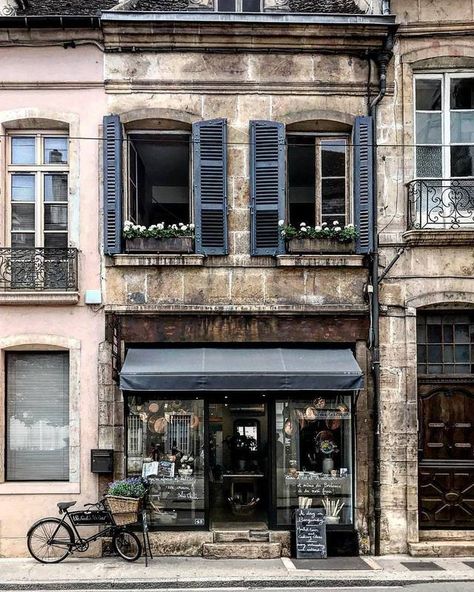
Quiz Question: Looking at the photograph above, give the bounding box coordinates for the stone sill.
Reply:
[110,254,205,267]
[403,229,474,246]
[0,292,80,306]
[0,482,80,495]
[277,254,365,267]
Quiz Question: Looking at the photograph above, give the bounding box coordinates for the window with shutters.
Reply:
[6,351,70,481]
[287,134,350,228]
[104,115,228,256]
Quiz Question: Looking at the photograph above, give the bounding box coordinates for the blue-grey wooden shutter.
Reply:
[250,121,285,256]
[193,119,228,255]
[354,115,374,255]
[103,115,123,255]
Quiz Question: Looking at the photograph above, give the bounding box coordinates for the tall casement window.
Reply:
[6,352,70,481]
[249,117,373,255]
[103,116,228,256]
[412,74,474,228]
[8,133,69,248]
[287,135,349,228]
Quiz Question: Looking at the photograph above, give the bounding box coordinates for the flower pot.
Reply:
[105,495,141,526]
[125,237,194,254]
[326,516,341,525]
[287,238,355,254]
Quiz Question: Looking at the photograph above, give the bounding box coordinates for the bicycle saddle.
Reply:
[57,501,76,511]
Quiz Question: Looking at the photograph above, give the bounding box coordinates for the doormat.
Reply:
[292,557,374,570]
[401,561,445,571]
[463,562,474,569]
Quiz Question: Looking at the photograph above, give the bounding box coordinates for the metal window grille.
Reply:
[166,413,192,455]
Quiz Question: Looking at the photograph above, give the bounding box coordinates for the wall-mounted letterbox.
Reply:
[91,449,114,474]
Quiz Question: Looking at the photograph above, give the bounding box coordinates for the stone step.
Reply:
[213,530,270,543]
[420,530,474,542]
[409,541,474,557]
[203,542,281,559]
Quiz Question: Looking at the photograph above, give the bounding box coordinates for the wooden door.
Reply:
[418,383,474,528]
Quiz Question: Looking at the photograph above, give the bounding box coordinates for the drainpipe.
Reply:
[368,29,394,557]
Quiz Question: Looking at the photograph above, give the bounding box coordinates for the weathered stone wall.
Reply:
[376,4,474,553]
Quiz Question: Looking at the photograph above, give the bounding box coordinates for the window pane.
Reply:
[416,79,442,111]
[44,204,68,231]
[275,397,353,527]
[428,345,442,363]
[416,113,442,144]
[322,178,346,216]
[242,0,261,11]
[44,137,68,164]
[44,233,68,248]
[427,324,442,343]
[443,324,454,342]
[12,175,35,201]
[451,146,474,177]
[218,0,236,10]
[12,137,35,165]
[416,146,442,177]
[11,233,35,248]
[455,324,470,343]
[451,112,474,144]
[127,397,205,528]
[321,140,346,177]
[444,345,454,363]
[451,78,474,109]
[12,204,35,231]
[287,136,315,227]
[7,352,69,481]
[455,345,470,363]
[44,174,68,202]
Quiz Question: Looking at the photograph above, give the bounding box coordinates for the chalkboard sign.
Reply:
[151,479,198,501]
[295,508,327,559]
[157,460,175,478]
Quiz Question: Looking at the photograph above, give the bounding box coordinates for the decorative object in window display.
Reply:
[123,220,195,253]
[280,220,358,254]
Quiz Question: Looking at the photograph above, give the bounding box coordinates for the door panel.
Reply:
[418,383,474,528]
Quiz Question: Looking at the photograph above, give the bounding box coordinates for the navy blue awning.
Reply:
[120,347,363,392]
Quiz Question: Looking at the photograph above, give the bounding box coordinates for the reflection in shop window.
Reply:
[127,397,205,527]
[275,396,353,526]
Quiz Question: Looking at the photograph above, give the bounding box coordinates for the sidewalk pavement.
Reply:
[1,555,474,589]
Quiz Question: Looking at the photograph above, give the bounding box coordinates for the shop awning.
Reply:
[120,347,363,392]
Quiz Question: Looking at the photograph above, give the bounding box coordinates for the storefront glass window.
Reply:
[127,397,205,527]
[275,396,353,526]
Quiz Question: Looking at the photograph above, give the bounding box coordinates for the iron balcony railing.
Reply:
[407,179,474,230]
[0,248,78,291]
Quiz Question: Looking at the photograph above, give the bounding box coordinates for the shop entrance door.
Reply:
[418,383,474,528]
[208,397,269,528]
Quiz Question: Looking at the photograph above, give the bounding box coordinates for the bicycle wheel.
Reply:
[112,529,142,562]
[27,518,74,564]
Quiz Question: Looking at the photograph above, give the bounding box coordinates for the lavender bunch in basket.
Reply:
[107,478,147,499]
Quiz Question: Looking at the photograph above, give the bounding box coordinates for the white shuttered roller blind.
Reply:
[7,352,70,481]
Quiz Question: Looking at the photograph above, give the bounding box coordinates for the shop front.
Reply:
[120,347,362,552]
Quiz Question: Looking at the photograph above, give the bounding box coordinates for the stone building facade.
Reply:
[0,0,473,559]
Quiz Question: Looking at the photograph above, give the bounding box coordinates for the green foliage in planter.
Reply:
[107,477,147,499]
[123,221,194,239]
[279,220,358,243]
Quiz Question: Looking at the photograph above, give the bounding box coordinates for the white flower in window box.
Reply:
[280,221,358,254]
[123,222,195,254]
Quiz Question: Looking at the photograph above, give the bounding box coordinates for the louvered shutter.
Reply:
[250,121,285,256]
[103,115,123,255]
[354,116,374,255]
[193,119,228,255]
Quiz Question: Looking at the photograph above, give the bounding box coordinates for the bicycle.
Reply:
[26,500,142,564]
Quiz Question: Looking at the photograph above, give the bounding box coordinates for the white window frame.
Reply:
[6,131,69,248]
[414,72,474,181]
[286,132,352,227]
[215,0,264,12]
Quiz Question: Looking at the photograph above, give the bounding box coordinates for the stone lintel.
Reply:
[277,254,365,267]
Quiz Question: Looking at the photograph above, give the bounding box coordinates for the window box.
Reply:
[125,237,194,254]
[286,238,355,254]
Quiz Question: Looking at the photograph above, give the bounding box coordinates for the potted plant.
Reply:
[279,220,358,254]
[106,477,147,526]
[123,221,195,254]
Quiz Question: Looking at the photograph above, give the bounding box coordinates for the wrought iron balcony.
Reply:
[0,248,78,292]
[407,179,474,230]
